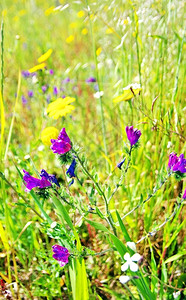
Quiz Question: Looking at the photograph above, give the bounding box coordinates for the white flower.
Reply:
[121,252,141,272]
[127,242,136,252]
[119,275,130,284]
[93,91,104,99]
[173,291,181,299]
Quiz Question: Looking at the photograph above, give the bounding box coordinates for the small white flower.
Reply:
[121,252,141,272]
[173,291,181,299]
[119,275,130,284]
[127,242,136,252]
[93,91,104,99]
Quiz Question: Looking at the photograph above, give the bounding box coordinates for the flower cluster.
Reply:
[23,169,59,192]
[126,126,141,147]
[51,128,72,155]
[168,153,186,174]
[119,242,141,284]
[52,245,70,267]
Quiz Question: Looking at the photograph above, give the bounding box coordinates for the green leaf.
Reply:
[109,233,127,257]
[165,252,186,264]
[85,218,110,233]
[116,210,131,242]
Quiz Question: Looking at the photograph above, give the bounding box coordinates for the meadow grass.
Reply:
[0,0,185,299]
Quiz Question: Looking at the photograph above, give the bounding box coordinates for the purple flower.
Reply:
[53,86,58,95]
[63,77,70,84]
[40,169,60,187]
[183,189,186,199]
[28,90,34,98]
[86,77,96,83]
[46,94,51,103]
[23,170,51,192]
[168,153,186,173]
[42,85,47,93]
[49,69,54,75]
[117,158,126,169]
[22,70,30,78]
[126,126,141,147]
[52,245,70,267]
[21,95,27,105]
[66,159,76,178]
[50,128,71,155]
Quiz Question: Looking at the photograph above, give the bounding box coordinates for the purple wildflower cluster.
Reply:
[52,245,70,267]
[51,128,72,155]
[168,153,186,173]
[23,169,59,192]
[126,126,141,147]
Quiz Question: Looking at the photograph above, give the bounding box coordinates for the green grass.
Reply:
[0,0,185,299]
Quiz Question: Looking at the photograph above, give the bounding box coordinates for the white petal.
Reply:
[131,253,141,262]
[130,262,138,272]
[124,252,131,261]
[121,262,129,272]
[127,242,136,252]
[119,275,130,284]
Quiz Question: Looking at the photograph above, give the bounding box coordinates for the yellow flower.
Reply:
[41,127,59,145]
[70,22,78,29]
[45,6,55,16]
[81,28,88,35]
[77,10,85,18]
[106,28,114,34]
[123,19,128,25]
[46,97,75,119]
[28,63,46,73]
[66,35,74,43]
[96,47,102,56]
[38,49,53,63]
[113,84,142,103]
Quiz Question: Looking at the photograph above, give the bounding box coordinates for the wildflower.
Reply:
[173,291,181,299]
[168,153,186,173]
[113,83,141,103]
[40,169,60,187]
[93,91,104,99]
[121,252,141,272]
[126,126,141,147]
[66,35,74,43]
[53,86,58,95]
[28,90,33,98]
[117,158,125,169]
[41,127,59,145]
[127,241,136,252]
[86,77,96,83]
[52,245,70,267]
[96,47,102,56]
[49,69,54,75]
[46,97,75,119]
[66,159,77,185]
[63,77,70,84]
[42,85,48,93]
[119,275,130,284]
[82,28,88,35]
[37,49,53,63]
[22,70,30,78]
[50,128,71,155]
[23,170,51,192]
[77,10,85,18]
[21,95,27,105]
[182,188,186,199]
[28,62,46,73]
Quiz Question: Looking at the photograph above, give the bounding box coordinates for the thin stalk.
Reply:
[118,173,172,223]
[85,0,108,171]
[1,20,4,101]
[72,148,117,235]
[136,197,184,244]
[108,147,132,204]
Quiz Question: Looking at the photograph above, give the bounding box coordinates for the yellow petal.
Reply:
[28,62,46,73]
[38,49,53,63]
[41,127,59,145]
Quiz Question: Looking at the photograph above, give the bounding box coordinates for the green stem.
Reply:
[1,20,4,100]
[72,148,117,235]
[108,146,132,204]
[85,0,108,171]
